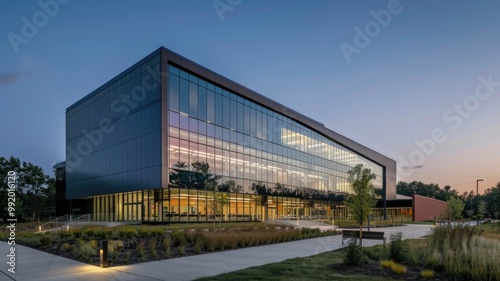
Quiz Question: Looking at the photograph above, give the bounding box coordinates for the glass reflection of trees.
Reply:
[169,161,345,202]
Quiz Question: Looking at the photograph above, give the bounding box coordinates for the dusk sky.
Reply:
[1,0,499,195]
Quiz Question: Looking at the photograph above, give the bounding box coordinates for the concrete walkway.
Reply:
[0,224,434,281]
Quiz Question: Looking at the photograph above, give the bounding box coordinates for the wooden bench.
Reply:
[342,230,386,246]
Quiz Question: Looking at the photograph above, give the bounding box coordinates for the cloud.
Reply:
[0,72,22,85]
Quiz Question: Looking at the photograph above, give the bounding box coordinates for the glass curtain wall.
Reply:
[167,64,383,195]
[90,63,387,223]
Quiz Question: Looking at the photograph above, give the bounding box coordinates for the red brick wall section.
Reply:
[412,194,448,222]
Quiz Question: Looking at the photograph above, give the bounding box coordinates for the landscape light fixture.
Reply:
[100,240,108,268]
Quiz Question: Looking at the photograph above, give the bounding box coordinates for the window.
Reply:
[230,99,237,130]
[237,102,244,133]
[180,78,189,114]
[244,106,250,135]
[198,86,207,121]
[168,74,179,111]
[215,94,223,126]
[223,96,230,129]
[189,82,198,118]
[207,90,215,123]
[168,110,179,126]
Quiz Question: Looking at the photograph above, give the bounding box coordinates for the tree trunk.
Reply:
[359,223,363,247]
[213,216,216,232]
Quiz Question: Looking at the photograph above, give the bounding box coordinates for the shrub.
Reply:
[89,240,98,249]
[194,240,203,254]
[73,230,83,239]
[138,229,152,238]
[17,236,41,248]
[117,228,138,239]
[381,260,406,275]
[108,240,124,254]
[344,241,368,266]
[39,235,52,247]
[421,269,434,279]
[81,228,94,239]
[60,242,71,252]
[363,246,388,261]
[59,232,76,242]
[205,236,216,252]
[389,232,408,263]
[215,236,226,250]
[125,250,132,264]
[150,228,164,237]
[380,260,394,268]
[426,225,500,281]
[390,262,407,274]
[227,234,238,249]
[429,224,480,252]
[137,241,145,261]
[150,239,158,258]
[172,232,187,247]
[72,241,98,262]
[178,245,186,256]
[162,237,171,258]
[59,230,75,239]
[108,230,120,240]
[185,231,197,244]
[95,228,112,239]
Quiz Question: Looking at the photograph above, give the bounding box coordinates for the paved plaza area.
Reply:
[0,224,435,281]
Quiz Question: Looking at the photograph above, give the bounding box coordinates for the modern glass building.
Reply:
[63,47,397,222]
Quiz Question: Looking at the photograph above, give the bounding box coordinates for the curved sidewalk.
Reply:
[0,224,434,281]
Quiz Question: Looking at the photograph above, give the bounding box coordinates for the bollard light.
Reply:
[100,240,108,268]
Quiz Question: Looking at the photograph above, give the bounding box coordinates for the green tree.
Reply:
[493,185,500,218]
[397,180,457,201]
[251,182,269,195]
[170,161,220,190]
[0,156,55,226]
[460,190,476,218]
[207,192,229,232]
[217,179,241,193]
[345,164,376,246]
[441,196,465,221]
[477,200,487,219]
[169,161,189,188]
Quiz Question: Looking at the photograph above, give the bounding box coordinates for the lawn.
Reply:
[195,242,434,281]
[196,247,393,281]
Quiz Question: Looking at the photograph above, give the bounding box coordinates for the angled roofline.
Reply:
[66,48,162,112]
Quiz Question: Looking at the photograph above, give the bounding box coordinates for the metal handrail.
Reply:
[37,214,69,232]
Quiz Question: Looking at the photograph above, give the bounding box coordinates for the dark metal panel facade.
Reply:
[66,54,163,199]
